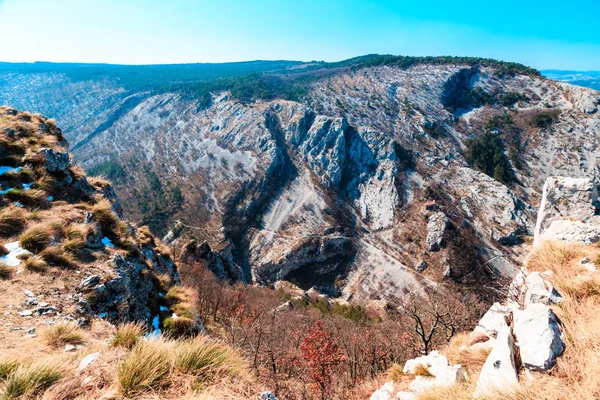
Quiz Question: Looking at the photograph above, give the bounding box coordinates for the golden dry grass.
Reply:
[411,241,600,400]
[111,322,145,350]
[42,323,85,348]
[0,362,61,400]
[0,205,27,238]
[118,337,252,397]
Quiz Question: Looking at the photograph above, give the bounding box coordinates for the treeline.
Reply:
[0,55,540,107]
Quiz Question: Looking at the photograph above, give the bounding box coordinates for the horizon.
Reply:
[0,58,597,72]
[1,0,599,70]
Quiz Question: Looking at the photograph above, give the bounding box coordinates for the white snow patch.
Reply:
[22,182,34,190]
[0,242,32,267]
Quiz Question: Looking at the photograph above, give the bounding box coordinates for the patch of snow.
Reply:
[101,237,115,248]
[0,242,32,267]
[47,196,54,201]
[158,293,165,297]
[97,312,107,319]
[159,306,168,312]
[22,182,34,190]
[0,188,13,195]
[13,202,24,208]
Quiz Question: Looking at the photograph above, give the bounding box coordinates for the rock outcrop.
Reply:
[426,212,447,251]
[534,177,600,246]
[474,324,519,397]
[513,303,564,370]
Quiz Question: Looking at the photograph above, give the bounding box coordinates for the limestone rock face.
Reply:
[513,303,565,370]
[474,324,519,397]
[426,212,448,251]
[180,240,244,282]
[534,177,599,246]
[450,167,533,246]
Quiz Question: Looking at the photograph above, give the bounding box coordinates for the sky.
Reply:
[1,0,599,70]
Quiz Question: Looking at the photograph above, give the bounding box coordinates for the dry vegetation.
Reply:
[377,241,600,400]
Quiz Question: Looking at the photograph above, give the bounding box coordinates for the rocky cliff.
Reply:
[2,60,600,302]
[0,107,189,333]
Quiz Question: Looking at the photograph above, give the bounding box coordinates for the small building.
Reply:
[424,200,438,211]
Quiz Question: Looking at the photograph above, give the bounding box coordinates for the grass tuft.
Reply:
[19,224,52,253]
[39,246,77,269]
[118,339,173,396]
[0,206,27,238]
[0,263,13,280]
[112,322,145,350]
[0,362,61,400]
[22,254,48,273]
[42,322,85,348]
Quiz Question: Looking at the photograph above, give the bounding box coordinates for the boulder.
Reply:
[513,303,564,370]
[403,351,466,394]
[474,324,519,398]
[37,148,70,173]
[80,275,101,289]
[370,382,395,400]
[473,303,512,338]
[426,212,448,251]
[534,177,599,246]
[537,219,600,245]
[524,272,563,306]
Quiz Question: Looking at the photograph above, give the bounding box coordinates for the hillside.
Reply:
[1,56,599,305]
[0,107,259,399]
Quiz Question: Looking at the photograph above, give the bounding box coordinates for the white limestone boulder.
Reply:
[370,382,395,400]
[473,303,512,338]
[524,272,563,306]
[403,351,466,394]
[513,303,565,370]
[474,324,519,398]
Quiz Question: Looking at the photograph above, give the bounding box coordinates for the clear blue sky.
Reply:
[1,0,599,70]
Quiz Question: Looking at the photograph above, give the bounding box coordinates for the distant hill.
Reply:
[542,70,600,91]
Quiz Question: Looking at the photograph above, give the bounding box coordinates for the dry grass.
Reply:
[441,332,491,372]
[0,263,13,280]
[42,323,85,348]
[19,224,53,253]
[90,200,119,236]
[118,339,174,396]
[175,336,249,381]
[163,316,197,337]
[22,254,48,273]
[5,188,49,208]
[0,206,27,238]
[0,362,61,400]
[414,241,600,400]
[39,246,77,269]
[0,245,8,257]
[111,322,145,350]
[118,337,252,397]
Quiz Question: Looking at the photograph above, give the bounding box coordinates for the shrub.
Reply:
[112,322,145,350]
[118,339,173,396]
[530,112,558,129]
[19,225,52,253]
[0,206,27,238]
[465,132,515,185]
[0,363,61,399]
[42,323,85,348]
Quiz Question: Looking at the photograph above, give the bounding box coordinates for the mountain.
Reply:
[542,70,600,91]
[1,56,599,304]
